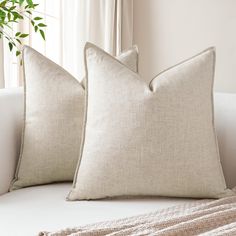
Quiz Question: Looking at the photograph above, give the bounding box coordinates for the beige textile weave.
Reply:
[40,193,236,236]
[11,45,138,190]
[68,43,233,200]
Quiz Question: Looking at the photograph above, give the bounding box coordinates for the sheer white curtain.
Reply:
[0,0,133,88]
[0,40,4,88]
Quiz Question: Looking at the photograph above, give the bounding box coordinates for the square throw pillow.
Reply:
[68,43,234,200]
[11,45,138,190]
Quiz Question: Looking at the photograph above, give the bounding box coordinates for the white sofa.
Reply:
[0,88,236,236]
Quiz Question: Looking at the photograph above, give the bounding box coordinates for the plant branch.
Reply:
[0,0,46,57]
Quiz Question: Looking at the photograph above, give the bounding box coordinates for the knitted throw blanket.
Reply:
[39,195,236,236]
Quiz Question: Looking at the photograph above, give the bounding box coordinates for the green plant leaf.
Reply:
[0,10,6,18]
[34,16,42,21]
[26,0,34,8]
[16,50,21,56]
[38,23,46,27]
[19,33,29,38]
[15,31,21,36]
[8,42,13,51]
[16,38,22,44]
[39,29,45,40]
[31,20,34,26]
[19,0,24,5]
[34,25,38,32]
[12,11,24,20]
[0,1,7,8]
[9,6,16,11]
[7,12,11,21]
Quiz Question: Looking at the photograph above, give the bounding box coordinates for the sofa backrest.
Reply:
[0,88,235,195]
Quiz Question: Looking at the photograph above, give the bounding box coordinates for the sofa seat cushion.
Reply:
[0,183,196,236]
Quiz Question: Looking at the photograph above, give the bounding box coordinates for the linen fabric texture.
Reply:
[11,45,138,190]
[68,43,234,200]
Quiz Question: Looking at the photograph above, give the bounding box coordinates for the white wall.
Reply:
[133,0,236,92]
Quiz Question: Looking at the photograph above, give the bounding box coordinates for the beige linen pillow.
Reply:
[68,43,234,200]
[11,45,138,190]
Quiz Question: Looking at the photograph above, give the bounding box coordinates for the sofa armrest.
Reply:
[0,88,23,195]
[214,93,236,188]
